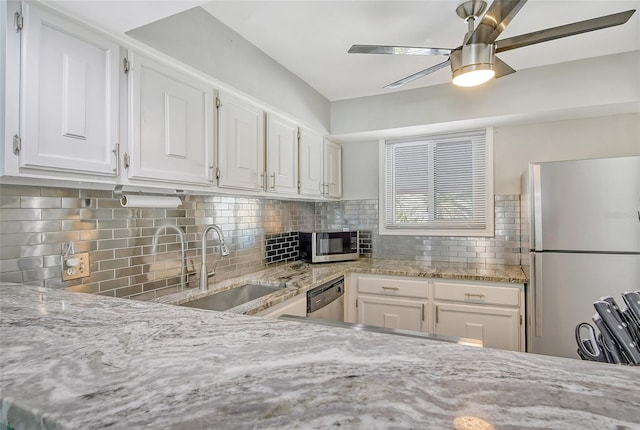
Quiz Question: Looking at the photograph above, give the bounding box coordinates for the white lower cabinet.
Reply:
[256,294,306,318]
[355,274,430,333]
[434,302,521,351]
[350,274,525,352]
[358,295,427,332]
[433,281,525,352]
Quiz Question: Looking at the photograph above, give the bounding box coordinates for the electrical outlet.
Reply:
[61,252,90,281]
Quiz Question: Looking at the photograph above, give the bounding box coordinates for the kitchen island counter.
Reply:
[1,284,638,429]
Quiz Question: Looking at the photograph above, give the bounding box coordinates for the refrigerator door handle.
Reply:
[532,253,543,337]
[532,164,543,251]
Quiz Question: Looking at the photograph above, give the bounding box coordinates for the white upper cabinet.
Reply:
[17,3,118,176]
[127,51,214,186]
[299,130,342,199]
[266,113,298,195]
[217,92,265,191]
[298,128,324,197]
[324,138,342,199]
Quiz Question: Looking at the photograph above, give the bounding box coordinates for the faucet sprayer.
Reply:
[200,225,229,291]
[151,225,187,290]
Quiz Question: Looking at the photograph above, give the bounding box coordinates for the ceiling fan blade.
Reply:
[496,9,636,53]
[467,0,528,45]
[384,59,451,89]
[494,56,516,78]
[348,44,452,56]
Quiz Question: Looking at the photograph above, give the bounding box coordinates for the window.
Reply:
[379,129,493,237]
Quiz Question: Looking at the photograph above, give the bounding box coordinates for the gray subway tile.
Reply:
[0,232,42,247]
[62,220,97,231]
[0,196,20,208]
[62,198,92,209]
[41,187,80,198]
[41,231,80,244]
[0,257,43,272]
[0,185,41,196]
[0,271,23,283]
[0,208,41,221]
[21,197,62,209]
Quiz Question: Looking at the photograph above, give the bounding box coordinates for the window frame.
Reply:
[378,128,494,237]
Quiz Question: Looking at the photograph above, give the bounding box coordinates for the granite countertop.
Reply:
[152,259,528,315]
[1,284,639,429]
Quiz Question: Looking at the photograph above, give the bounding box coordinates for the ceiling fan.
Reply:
[348,0,636,88]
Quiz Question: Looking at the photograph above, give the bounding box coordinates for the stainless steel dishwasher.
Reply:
[306,276,344,322]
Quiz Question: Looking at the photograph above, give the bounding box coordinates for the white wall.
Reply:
[342,113,640,199]
[127,7,330,132]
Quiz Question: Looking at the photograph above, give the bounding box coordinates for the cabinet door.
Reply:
[217,92,265,191]
[256,294,306,318]
[434,302,521,351]
[357,295,427,333]
[298,128,324,197]
[324,138,342,199]
[266,113,298,195]
[128,52,214,185]
[19,3,118,176]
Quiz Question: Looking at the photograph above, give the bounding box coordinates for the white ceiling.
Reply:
[48,0,640,102]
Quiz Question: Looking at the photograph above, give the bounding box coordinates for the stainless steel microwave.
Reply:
[299,231,360,263]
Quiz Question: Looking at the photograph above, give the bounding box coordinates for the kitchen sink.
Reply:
[179,284,283,311]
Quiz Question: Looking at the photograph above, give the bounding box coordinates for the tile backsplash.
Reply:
[0,184,520,298]
[316,195,520,266]
[0,185,315,299]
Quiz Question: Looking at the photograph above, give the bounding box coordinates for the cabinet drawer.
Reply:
[434,282,519,306]
[357,275,428,299]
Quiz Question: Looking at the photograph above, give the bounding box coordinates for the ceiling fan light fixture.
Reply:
[452,65,495,87]
[450,43,496,87]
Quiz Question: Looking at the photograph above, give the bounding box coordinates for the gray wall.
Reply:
[331,51,639,137]
[127,7,331,133]
[341,113,640,200]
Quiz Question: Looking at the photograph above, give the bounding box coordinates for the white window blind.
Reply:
[384,130,491,232]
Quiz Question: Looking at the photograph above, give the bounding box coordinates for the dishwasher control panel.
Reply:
[307,276,344,314]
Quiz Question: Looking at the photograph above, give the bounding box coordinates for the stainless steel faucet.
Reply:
[151,225,187,290]
[200,224,230,291]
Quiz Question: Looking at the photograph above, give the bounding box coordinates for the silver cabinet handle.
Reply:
[260,172,267,190]
[464,293,485,300]
[436,305,439,324]
[381,286,399,291]
[270,172,276,190]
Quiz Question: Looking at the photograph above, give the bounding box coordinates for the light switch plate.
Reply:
[61,252,90,281]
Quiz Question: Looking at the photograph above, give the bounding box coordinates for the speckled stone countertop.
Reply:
[1,283,639,429]
[153,259,528,315]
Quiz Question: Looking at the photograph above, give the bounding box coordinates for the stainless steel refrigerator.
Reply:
[521,156,640,359]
